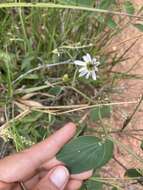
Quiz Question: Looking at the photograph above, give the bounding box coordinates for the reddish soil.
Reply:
[102,1,143,189]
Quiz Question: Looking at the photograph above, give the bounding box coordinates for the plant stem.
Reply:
[121,95,143,131]
[13,60,72,84]
[0,3,142,19]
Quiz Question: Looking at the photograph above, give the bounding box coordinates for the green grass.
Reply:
[0,1,143,189]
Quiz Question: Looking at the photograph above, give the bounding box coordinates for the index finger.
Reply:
[0,123,76,183]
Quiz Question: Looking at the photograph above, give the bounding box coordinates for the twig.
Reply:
[121,95,143,131]
[113,156,128,170]
[126,56,143,73]
[16,100,88,109]
[115,34,143,47]
[55,100,140,115]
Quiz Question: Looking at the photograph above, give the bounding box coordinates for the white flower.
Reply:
[74,53,100,80]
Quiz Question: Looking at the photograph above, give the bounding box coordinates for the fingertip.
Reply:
[35,166,70,190]
[49,166,70,190]
[64,122,76,132]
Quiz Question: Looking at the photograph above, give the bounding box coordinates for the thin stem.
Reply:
[0,3,142,19]
[113,156,127,170]
[72,68,78,87]
[121,95,143,131]
[13,60,72,84]
[55,99,140,115]
[18,8,28,52]
[90,178,124,190]
[68,86,95,104]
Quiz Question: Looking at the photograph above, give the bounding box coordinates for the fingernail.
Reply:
[50,166,69,189]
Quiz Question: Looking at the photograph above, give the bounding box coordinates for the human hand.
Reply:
[0,123,92,190]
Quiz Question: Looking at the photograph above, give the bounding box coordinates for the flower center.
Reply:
[86,62,94,71]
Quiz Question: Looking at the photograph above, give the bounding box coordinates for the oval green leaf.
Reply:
[107,17,118,29]
[56,136,114,174]
[90,105,111,122]
[124,1,135,14]
[48,86,63,96]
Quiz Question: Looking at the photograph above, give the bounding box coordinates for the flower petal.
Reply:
[74,60,86,66]
[83,53,92,62]
[91,71,97,80]
[96,61,100,66]
[94,66,98,72]
[79,67,87,73]
[79,70,88,77]
[85,72,90,79]
[93,58,97,63]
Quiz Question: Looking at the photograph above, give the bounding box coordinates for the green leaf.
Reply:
[133,23,143,32]
[86,179,103,190]
[48,86,63,96]
[21,55,34,71]
[56,136,114,174]
[22,112,43,123]
[124,168,142,178]
[107,17,117,29]
[98,0,116,9]
[124,1,135,14]
[90,105,111,122]
[57,0,94,6]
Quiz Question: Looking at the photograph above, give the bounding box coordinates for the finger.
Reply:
[0,181,11,190]
[0,181,16,190]
[33,166,69,190]
[66,180,82,190]
[11,174,40,190]
[40,157,62,171]
[40,157,93,180]
[0,123,76,183]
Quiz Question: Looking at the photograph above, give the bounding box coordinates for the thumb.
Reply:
[34,166,69,190]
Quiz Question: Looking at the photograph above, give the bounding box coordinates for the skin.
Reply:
[0,123,92,190]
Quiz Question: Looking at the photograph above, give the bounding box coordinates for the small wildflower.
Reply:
[74,53,100,80]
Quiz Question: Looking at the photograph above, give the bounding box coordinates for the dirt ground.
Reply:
[103,0,143,189]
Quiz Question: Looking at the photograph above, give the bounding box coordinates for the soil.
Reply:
[102,0,143,189]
